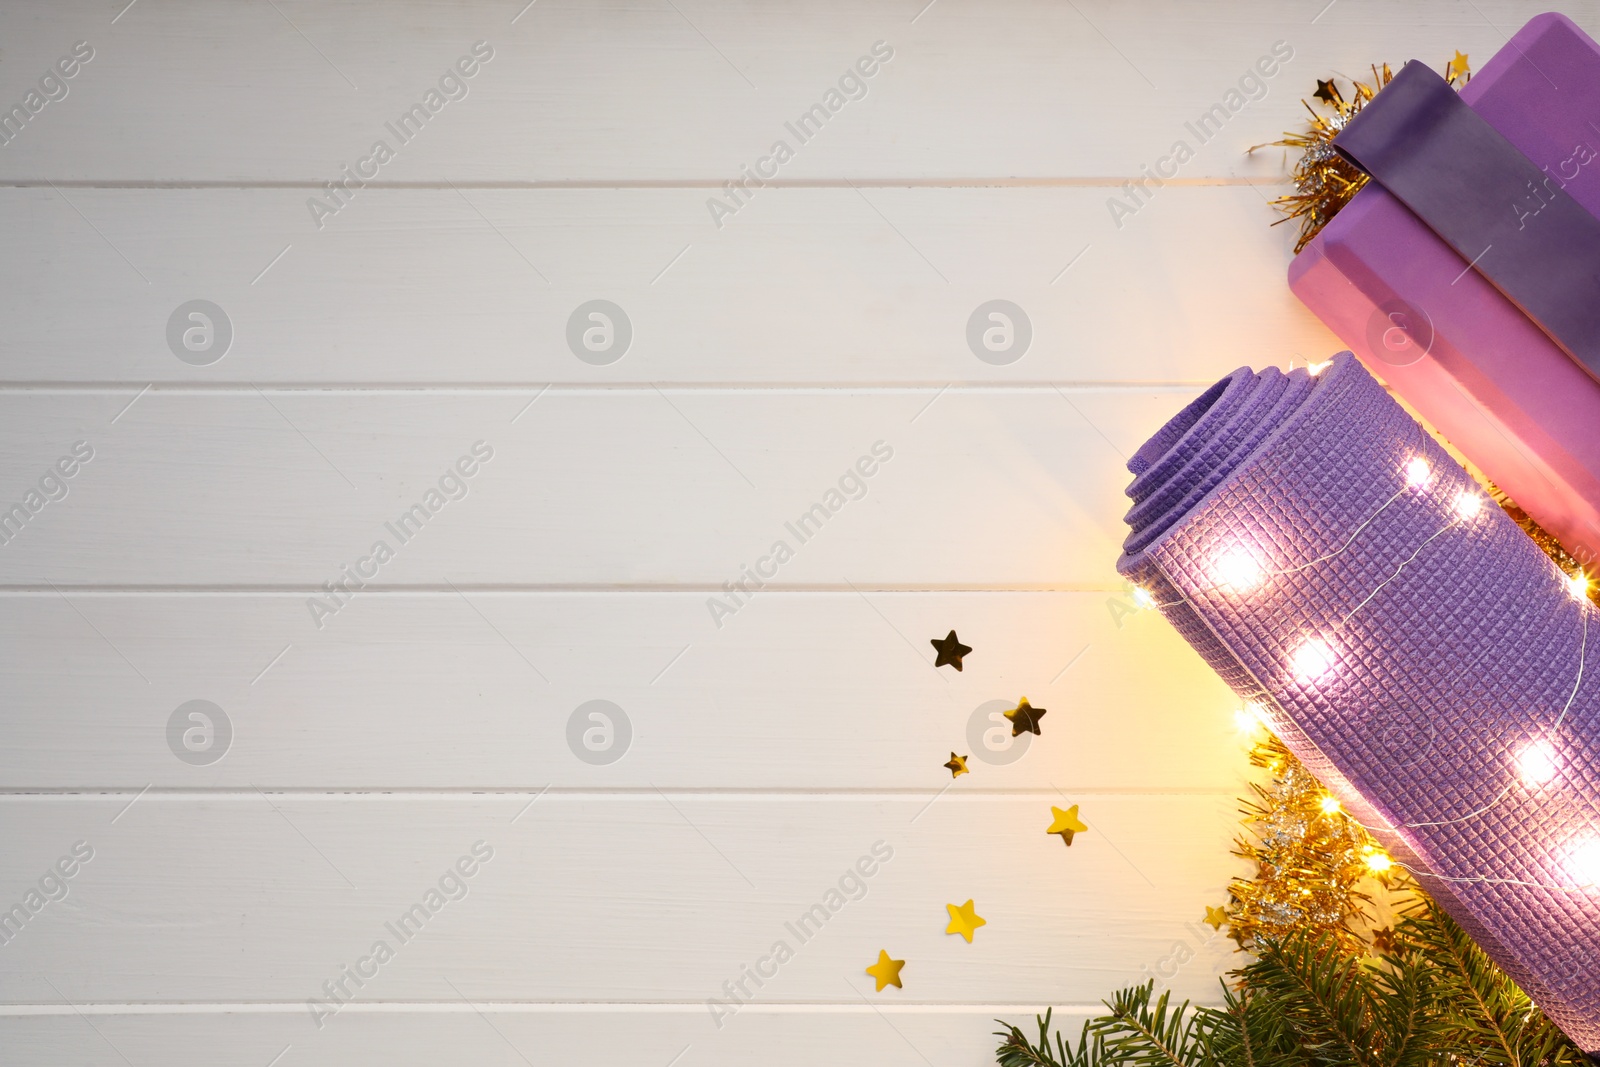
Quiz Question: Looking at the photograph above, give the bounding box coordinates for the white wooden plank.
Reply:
[0,1010,1115,1067]
[0,388,1184,587]
[0,592,1243,789]
[0,794,1243,1005]
[0,185,1328,384]
[0,0,1381,1044]
[0,0,1572,182]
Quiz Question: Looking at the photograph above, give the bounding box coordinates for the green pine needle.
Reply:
[995,908,1586,1067]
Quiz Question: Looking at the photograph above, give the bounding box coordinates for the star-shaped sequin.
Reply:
[1005,697,1046,736]
[930,630,972,671]
[1046,804,1088,846]
[865,949,905,991]
[945,900,987,943]
[944,752,969,778]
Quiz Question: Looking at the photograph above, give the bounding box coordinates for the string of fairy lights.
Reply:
[1130,403,1600,894]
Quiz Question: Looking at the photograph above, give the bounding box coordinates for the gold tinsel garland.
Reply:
[1225,734,1401,955]
[1252,56,1471,253]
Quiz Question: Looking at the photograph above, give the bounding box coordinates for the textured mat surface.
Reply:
[1117,352,1600,1050]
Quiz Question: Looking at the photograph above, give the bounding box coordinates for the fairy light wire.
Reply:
[1394,602,1589,830]
[1136,458,1427,611]
[1390,857,1595,894]
[1334,515,1464,631]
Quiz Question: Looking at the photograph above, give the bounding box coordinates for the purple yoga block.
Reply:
[1291,12,1600,566]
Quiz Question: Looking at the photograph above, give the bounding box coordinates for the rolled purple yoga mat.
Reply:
[1117,352,1600,1050]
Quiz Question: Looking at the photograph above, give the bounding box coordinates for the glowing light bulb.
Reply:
[1404,457,1431,488]
[1308,359,1333,377]
[1453,491,1483,520]
[1212,544,1265,593]
[1290,638,1336,683]
[1564,835,1600,888]
[1131,586,1156,610]
[1234,703,1267,734]
[1318,795,1342,815]
[1567,571,1589,601]
[1364,850,1393,874]
[1517,741,1559,787]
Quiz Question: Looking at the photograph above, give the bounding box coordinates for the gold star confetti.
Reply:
[943,752,969,778]
[1046,804,1087,846]
[944,899,987,943]
[1447,49,1470,82]
[865,949,905,991]
[1313,77,1341,105]
[1204,905,1228,931]
[1005,697,1046,737]
[929,630,972,670]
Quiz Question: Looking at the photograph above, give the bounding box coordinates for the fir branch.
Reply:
[1367,941,1436,1067]
[1396,906,1586,1067]
[996,985,1215,1067]
[1194,980,1300,1067]
[995,1008,1098,1067]
[1091,983,1204,1067]
[1239,932,1383,1067]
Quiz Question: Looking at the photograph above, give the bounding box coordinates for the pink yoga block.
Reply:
[1290,12,1600,565]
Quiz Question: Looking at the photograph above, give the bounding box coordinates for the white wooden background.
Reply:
[0,1,1582,1064]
